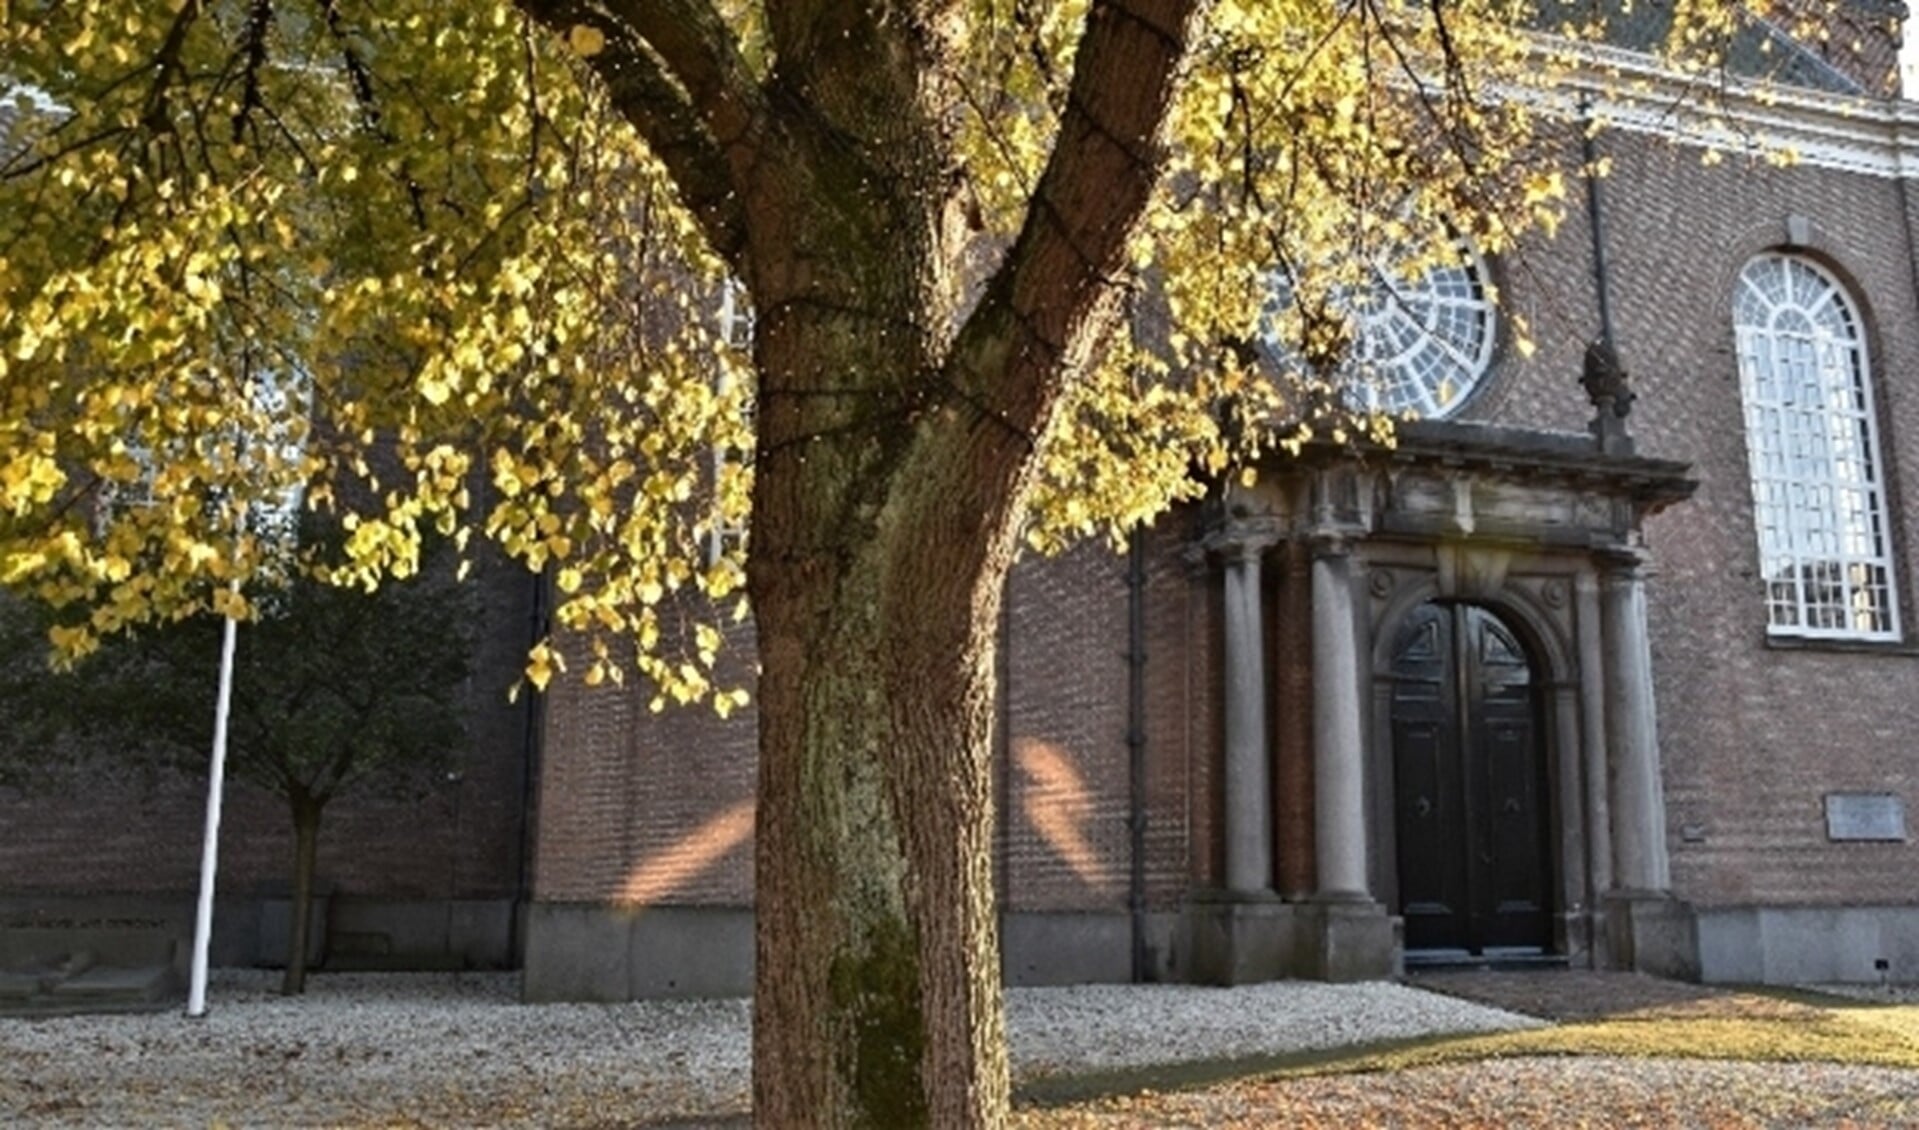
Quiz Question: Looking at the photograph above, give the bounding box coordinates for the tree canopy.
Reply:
[0,1,1771,680]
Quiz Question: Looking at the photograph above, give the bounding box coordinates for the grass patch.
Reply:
[1268,991,1919,1079]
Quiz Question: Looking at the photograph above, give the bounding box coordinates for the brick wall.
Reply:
[531,602,759,906]
[529,119,1919,925]
[1469,127,1919,909]
[20,123,1915,938]
[530,525,1220,916]
[0,548,534,904]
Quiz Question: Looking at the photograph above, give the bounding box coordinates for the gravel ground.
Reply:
[0,971,1537,1127]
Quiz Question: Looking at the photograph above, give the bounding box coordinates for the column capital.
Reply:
[1598,549,1654,587]
[1306,527,1360,559]
[1203,520,1281,564]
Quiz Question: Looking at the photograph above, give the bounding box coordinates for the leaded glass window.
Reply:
[1733,254,1899,640]
[1264,239,1496,420]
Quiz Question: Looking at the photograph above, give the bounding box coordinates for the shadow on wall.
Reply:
[603,737,1119,917]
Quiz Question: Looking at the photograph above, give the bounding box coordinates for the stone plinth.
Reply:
[1604,890,1698,981]
[1302,898,1398,982]
[1185,892,1297,986]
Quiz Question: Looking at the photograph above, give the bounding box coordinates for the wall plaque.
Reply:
[1824,793,1908,843]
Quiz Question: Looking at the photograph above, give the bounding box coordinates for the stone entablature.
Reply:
[1223,420,1696,552]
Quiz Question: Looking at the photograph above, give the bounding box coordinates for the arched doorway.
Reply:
[1389,602,1553,957]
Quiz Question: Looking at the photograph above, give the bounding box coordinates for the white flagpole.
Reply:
[186,587,240,1019]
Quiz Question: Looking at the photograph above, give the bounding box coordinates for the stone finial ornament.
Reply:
[1582,339,1636,456]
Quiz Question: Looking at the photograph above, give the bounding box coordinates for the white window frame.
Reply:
[1732,253,1900,641]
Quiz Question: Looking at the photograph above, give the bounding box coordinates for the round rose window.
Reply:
[1265,241,1496,419]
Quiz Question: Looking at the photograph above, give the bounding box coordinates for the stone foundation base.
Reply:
[1183,893,1397,985]
[1185,893,1296,985]
[1603,891,1698,980]
[1696,905,1919,985]
[1302,898,1397,981]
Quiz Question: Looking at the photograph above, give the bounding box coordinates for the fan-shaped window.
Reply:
[1733,254,1899,640]
[1264,239,1496,420]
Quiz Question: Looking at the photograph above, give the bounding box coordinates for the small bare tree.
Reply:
[8,524,473,994]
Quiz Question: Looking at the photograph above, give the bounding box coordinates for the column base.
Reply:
[1184,892,1297,986]
[1300,898,1398,982]
[1559,906,1606,970]
[1602,890,1698,980]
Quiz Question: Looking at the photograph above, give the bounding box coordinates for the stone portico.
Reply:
[1188,420,1698,983]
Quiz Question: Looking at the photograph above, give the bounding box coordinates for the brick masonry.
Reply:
[1465,125,1919,912]
[525,116,1919,942]
[528,529,1220,919]
[0,548,536,911]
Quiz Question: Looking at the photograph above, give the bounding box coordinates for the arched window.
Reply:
[1733,254,1899,640]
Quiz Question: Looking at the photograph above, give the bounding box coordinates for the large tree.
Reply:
[0,1,1776,1124]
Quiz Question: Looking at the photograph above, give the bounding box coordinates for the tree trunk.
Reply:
[722,6,1200,1124]
[515,1,1199,1115]
[750,488,1016,1128]
[283,794,322,996]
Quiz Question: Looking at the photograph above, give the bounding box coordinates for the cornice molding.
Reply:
[1540,38,1919,179]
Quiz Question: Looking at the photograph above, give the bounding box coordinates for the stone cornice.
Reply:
[1543,37,1919,179]
[1236,419,1700,552]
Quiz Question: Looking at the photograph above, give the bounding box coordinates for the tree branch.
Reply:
[230,0,274,144]
[944,0,1199,430]
[319,0,430,230]
[517,0,761,265]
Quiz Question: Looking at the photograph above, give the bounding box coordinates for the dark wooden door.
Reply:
[1390,603,1552,955]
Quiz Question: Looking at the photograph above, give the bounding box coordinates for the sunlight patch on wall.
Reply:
[1014,737,1115,891]
[616,800,755,909]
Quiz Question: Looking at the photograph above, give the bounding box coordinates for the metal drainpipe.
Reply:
[507,566,548,969]
[1126,529,1150,983]
[996,571,1012,980]
[1581,101,1618,355]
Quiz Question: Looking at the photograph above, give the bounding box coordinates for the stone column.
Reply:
[1220,539,1273,895]
[1574,572,1614,899]
[1602,560,1671,894]
[1311,538,1368,900]
[1189,526,1289,986]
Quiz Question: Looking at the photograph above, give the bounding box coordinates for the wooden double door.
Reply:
[1389,602,1553,956]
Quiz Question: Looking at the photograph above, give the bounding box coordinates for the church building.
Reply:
[520,4,1919,997]
[4,3,1917,1000]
